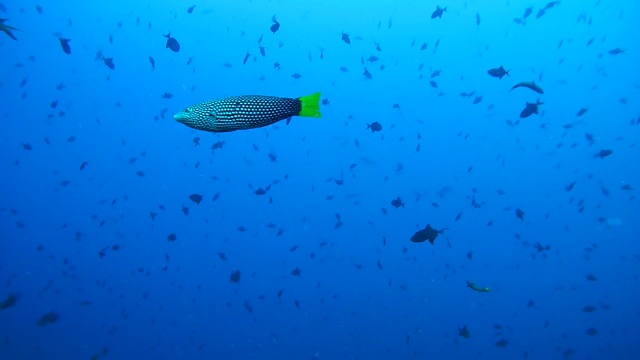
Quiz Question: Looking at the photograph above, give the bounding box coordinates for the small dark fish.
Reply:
[21,143,32,151]
[161,92,173,99]
[593,149,612,159]
[410,224,445,244]
[59,38,71,54]
[36,311,59,327]
[291,267,301,276]
[487,65,510,79]
[519,100,543,118]
[243,52,250,65]
[431,6,447,19]
[458,325,471,339]
[523,6,533,19]
[270,15,280,33]
[341,32,351,44]
[391,197,404,208]
[0,294,17,310]
[102,57,115,70]
[0,19,20,40]
[367,121,382,132]
[576,108,588,117]
[189,193,203,204]
[608,48,625,55]
[515,208,525,220]
[167,233,177,242]
[510,81,544,94]
[230,270,241,283]
[363,68,372,79]
[495,339,508,347]
[164,32,180,52]
[148,56,155,70]
[187,5,196,14]
[79,161,88,171]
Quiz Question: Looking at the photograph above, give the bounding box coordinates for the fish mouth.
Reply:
[173,111,188,123]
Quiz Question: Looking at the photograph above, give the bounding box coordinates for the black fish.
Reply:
[164,32,180,52]
[270,15,280,33]
[102,57,115,70]
[593,149,612,159]
[148,56,155,70]
[367,121,382,132]
[519,100,543,118]
[59,38,71,54]
[487,65,510,79]
[230,270,241,283]
[515,208,525,220]
[410,224,445,244]
[189,193,203,204]
[391,196,404,208]
[341,32,351,44]
[458,325,471,339]
[431,5,447,19]
[0,294,17,310]
[510,81,544,94]
[187,5,196,14]
[36,311,59,327]
[0,19,20,40]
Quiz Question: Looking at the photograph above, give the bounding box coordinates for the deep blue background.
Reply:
[1,1,639,359]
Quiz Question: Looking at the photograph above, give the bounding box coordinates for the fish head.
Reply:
[174,104,215,131]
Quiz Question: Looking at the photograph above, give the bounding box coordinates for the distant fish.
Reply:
[0,19,20,40]
[593,149,612,159]
[608,48,625,55]
[187,5,196,14]
[575,107,588,117]
[164,32,180,52]
[0,294,17,310]
[102,57,115,70]
[366,121,382,132]
[174,92,321,133]
[410,224,446,244]
[270,15,280,33]
[510,81,544,94]
[487,65,510,79]
[431,5,447,19]
[519,99,543,118]
[341,32,351,44]
[391,196,405,208]
[59,38,71,54]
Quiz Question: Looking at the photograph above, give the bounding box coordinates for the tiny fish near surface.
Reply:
[174,92,321,133]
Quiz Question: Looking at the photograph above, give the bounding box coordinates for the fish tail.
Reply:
[298,92,322,118]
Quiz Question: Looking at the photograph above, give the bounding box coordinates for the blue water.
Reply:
[1,1,639,359]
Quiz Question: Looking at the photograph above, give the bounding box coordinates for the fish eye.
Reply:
[185,107,192,113]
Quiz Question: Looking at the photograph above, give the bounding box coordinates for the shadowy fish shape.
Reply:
[510,81,544,94]
[164,32,180,52]
[174,92,321,133]
[593,149,612,159]
[431,6,447,19]
[458,325,471,338]
[0,294,18,310]
[519,100,543,118]
[189,193,203,204]
[487,65,510,79]
[367,121,382,132]
[0,19,21,40]
[270,15,280,33]
[102,57,115,70]
[230,270,241,283]
[391,196,405,208]
[36,311,59,327]
[410,224,445,244]
[466,280,490,292]
[59,38,71,54]
[341,32,351,44]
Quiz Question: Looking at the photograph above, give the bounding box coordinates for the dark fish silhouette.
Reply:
[148,56,155,70]
[510,81,544,94]
[431,6,447,19]
[270,15,280,33]
[164,32,180,52]
[187,5,196,14]
[59,38,71,54]
[466,280,490,292]
[0,19,20,40]
[341,32,351,44]
[230,270,241,283]
[519,100,543,118]
[0,294,17,310]
[458,325,471,338]
[189,193,203,204]
[36,311,59,327]
[391,196,404,208]
[174,92,321,133]
[593,149,612,159]
[367,121,382,132]
[410,224,445,244]
[102,57,115,70]
[487,65,510,79]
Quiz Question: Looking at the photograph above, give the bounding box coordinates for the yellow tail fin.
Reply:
[298,92,322,118]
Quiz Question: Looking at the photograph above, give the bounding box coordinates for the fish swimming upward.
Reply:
[174,92,321,133]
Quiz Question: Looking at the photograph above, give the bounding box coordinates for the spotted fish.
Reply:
[174,92,321,133]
